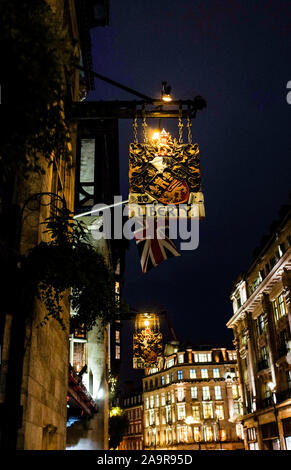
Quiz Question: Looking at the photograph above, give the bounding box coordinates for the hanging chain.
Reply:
[142,104,148,143]
[133,111,138,144]
[178,104,183,144]
[187,115,192,144]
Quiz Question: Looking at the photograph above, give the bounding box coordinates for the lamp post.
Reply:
[267,382,281,450]
[185,416,201,450]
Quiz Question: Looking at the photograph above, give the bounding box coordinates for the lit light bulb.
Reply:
[144,320,150,327]
[152,131,160,141]
[162,94,172,102]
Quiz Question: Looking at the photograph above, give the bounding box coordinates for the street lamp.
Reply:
[267,382,281,450]
[185,416,201,450]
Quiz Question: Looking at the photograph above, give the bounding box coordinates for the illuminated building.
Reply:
[142,342,244,450]
[227,204,291,450]
[118,388,144,451]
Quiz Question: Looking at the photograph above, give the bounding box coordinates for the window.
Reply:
[214,386,222,400]
[171,372,174,382]
[233,402,241,416]
[215,404,224,420]
[213,368,220,378]
[287,371,291,390]
[161,393,165,406]
[190,369,196,379]
[166,374,170,384]
[177,404,186,421]
[203,403,213,419]
[194,353,212,362]
[193,427,201,442]
[202,386,210,400]
[166,405,172,423]
[115,345,120,359]
[205,426,213,441]
[191,386,198,400]
[273,294,286,321]
[228,351,237,361]
[192,405,200,420]
[177,425,188,443]
[178,354,184,364]
[177,387,185,402]
[201,368,208,378]
[167,391,171,403]
[247,427,257,442]
[167,358,174,368]
[177,370,183,380]
[257,314,265,335]
[115,330,120,344]
[232,385,239,399]
[155,395,159,407]
[161,376,165,385]
[145,397,149,409]
[149,409,155,425]
[150,396,154,408]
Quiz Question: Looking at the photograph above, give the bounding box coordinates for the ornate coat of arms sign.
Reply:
[129,129,205,219]
[133,313,163,369]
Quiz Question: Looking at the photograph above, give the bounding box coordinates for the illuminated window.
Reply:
[205,426,213,441]
[190,369,196,378]
[213,368,220,378]
[145,397,149,409]
[178,354,184,364]
[166,374,170,384]
[115,330,120,343]
[202,386,210,400]
[150,396,154,408]
[72,341,86,372]
[191,386,198,400]
[166,405,172,423]
[193,427,201,441]
[194,353,211,362]
[177,404,186,421]
[203,403,213,419]
[214,386,222,400]
[192,405,200,420]
[219,428,226,441]
[228,351,237,361]
[167,358,174,368]
[234,401,241,415]
[215,404,224,420]
[273,294,286,321]
[201,368,208,378]
[177,388,185,402]
[232,385,239,399]
[177,370,183,380]
[161,393,165,406]
[149,409,155,425]
[114,344,120,359]
[161,376,165,385]
[155,395,159,407]
[177,425,188,443]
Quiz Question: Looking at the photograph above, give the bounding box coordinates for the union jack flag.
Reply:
[134,218,180,273]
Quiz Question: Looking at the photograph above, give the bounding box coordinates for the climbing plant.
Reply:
[22,207,130,331]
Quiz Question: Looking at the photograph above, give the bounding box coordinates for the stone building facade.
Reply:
[0,0,115,450]
[142,342,244,450]
[227,204,291,450]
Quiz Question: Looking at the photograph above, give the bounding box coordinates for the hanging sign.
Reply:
[129,129,205,219]
[133,313,163,369]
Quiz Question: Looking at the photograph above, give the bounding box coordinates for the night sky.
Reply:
[87,0,291,383]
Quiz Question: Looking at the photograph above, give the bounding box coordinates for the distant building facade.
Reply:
[227,204,291,450]
[118,389,143,450]
[142,342,244,450]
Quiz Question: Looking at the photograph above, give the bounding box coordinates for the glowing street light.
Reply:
[161,81,172,102]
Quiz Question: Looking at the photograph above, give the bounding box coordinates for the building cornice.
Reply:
[227,249,291,328]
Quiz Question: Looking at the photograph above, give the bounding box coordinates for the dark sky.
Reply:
[88,0,291,380]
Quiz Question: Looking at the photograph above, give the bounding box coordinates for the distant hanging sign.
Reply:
[133,313,163,369]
